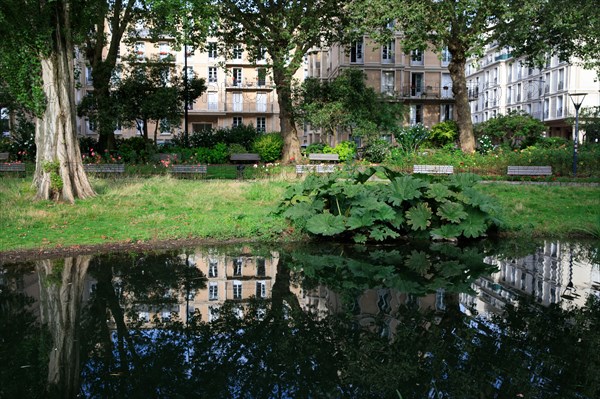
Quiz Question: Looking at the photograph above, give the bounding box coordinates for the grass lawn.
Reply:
[0,175,598,253]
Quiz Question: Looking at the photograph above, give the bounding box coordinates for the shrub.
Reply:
[474,111,546,149]
[362,139,390,163]
[117,136,157,164]
[324,140,356,162]
[196,142,229,164]
[426,120,459,148]
[228,143,248,155]
[394,123,430,155]
[252,133,283,162]
[6,114,36,161]
[304,142,326,155]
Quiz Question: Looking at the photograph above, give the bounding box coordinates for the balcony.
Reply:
[226,78,274,90]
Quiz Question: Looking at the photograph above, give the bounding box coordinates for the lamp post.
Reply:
[569,93,587,176]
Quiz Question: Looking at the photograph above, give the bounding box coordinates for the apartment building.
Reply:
[304,35,455,147]
[76,37,282,142]
[467,43,600,140]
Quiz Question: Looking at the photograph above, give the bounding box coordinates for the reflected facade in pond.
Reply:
[0,239,598,398]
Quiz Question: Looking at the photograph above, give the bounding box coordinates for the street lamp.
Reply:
[568,92,587,176]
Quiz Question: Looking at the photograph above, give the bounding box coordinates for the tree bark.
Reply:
[272,68,302,163]
[37,256,91,398]
[34,1,95,203]
[448,47,476,154]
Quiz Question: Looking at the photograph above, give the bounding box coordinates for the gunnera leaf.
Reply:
[430,224,463,240]
[448,173,481,189]
[405,250,431,275]
[425,183,453,202]
[461,212,488,238]
[437,202,469,223]
[406,203,432,231]
[305,213,346,236]
[387,175,427,205]
[370,226,400,241]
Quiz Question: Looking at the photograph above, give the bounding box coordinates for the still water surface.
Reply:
[1,239,599,398]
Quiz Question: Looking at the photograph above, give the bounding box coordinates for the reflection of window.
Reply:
[233,258,243,275]
[256,281,266,298]
[209,260,218,277]
[233,281,242,300]
[209,282,218,300]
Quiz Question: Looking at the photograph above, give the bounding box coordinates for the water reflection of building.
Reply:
[177,250,279,322]
[461,241,599,316]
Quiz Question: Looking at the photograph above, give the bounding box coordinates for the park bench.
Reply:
[83,163,125,175]
[170,164,208,178]
[297,153,339,175]
[507,166,552,176]
[413,164,454,174]
[0,162,26,176]
[230,153,260,179]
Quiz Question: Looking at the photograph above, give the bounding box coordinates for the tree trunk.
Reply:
[34,2,95,203]
[272,68,301,163]
[448,52,476,153]
[37,256,91,398]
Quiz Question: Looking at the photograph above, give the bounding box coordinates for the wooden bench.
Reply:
[0,162,26,176]
[507,166,552,176]
[0,152,8,161]
[230,153,260,179]
[170,164,207,178]
[413,165,454,174]
[83,163,125,175]
[308,153,339,162]
[296,164,337,175]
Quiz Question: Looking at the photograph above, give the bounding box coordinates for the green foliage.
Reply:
[362,139,390,163]
[252,133,284,162]
[277,167,502,242]
[394,123,430,156]
[304,142,327,155]
[473,111,546,149]
[117,137,157,164]
[324,141,356,162]
[42,160,63,194]
[5,113,36,161]
[195,143,229,164]
[426,120,459,148]
[176,124,260,150]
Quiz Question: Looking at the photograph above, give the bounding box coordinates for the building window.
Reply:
[233,281,242,300]
[410,104,423,125]
[208,67,217,83]
[209,282,218,300]
[556,95,563,117]
[135,42,145,60]
[382,40,394,63]
[208,260,218,277]
[232,68,242,86]
[411,49,424,65]
[411,73,424,96]
[233,116,243,127]
[159,42,170,59]
[256,117,266,132]
[441,104,453,121]
[381,71,394,95]
[233,44,243,60]
[558,68,564,90]
[441,47,451,66]
[159,119,171,135]
[87,118,96,132]
[350,39,363,63]
[207,93,218,111]
[256,281,266,298]
[194,123,212,133]
[256,92,267,112]
[233,258,243,275]
[257,68,267,86]
[85,66,93,84]
[208,42,218,59]
[256,258,266,276]
[233,92,243,112]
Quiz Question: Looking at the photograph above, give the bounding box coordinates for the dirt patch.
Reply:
[0,237,253,265]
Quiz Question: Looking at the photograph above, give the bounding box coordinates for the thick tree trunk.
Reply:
[34,2,95,203]
[37,256,91,398]
[272,68,301,163]
[448,54,476,153]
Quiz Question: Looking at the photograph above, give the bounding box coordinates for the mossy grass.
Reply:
[0,174,598,252]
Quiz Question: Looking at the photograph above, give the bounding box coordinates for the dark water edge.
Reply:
[1,238,599,398]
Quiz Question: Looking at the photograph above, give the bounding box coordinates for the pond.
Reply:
[1,239,599,398]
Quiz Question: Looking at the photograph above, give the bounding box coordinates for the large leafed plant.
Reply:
[277,167,502,242]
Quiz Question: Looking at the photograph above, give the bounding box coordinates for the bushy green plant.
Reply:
[304,142,326,155]
[324,140,356,162]
[277,166,502,243]
[362,139,390,163]
[477,135,494,154]
[426,120,459,148]
[394,123,430,155]
[228,143,248,155]
[252,133,283,162]
[6,114,36,161]
[117,136,157,164]
[196,142,229,164]
[535,136,569,148]
[474,111,546,149]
